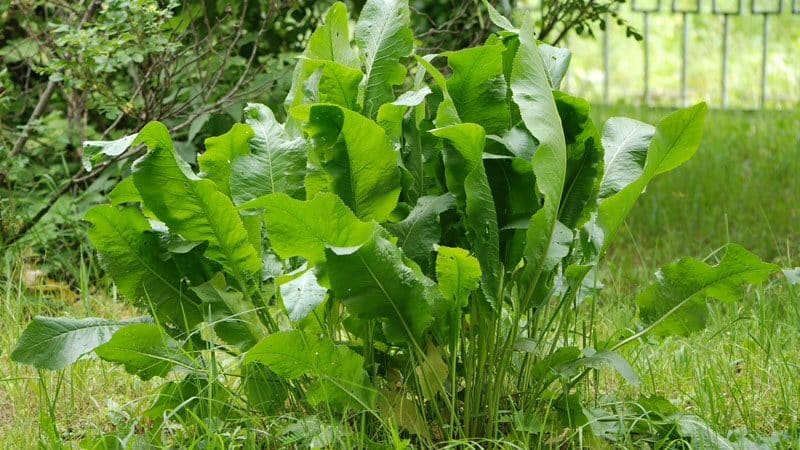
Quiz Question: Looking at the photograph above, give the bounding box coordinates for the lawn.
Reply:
[1,107,798,447]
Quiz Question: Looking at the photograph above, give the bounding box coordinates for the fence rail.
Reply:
[526,1,800,109]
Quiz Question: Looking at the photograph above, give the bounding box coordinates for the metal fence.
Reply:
[527,1,800,109]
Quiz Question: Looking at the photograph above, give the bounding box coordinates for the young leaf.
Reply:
[637,244,779,336]
[293,104,401,222]
[95,323,189,380]
[482,0,518,32]
[257,192,376,266]
[231,104,308,206]
[131,122,261,278]
[326,235,437,344]
[198,123,254,197]
[598,117,654,198]
[385,194,456,270]
[415,55,460,127]
[355,0,413,117]
[598,103,707,252]
[435,246,482,309]
[302,60,364,110]
[540,44,571,90]
[244,330,373,409]
[191,274,265,350]
[511,17,567,299]
[82,133,137,171]
[11,316,149,370]
[85,205,203,328]
[279,269,328,322]
[432,123,501,308]
[286,2,359,109]
[442,43,510,135]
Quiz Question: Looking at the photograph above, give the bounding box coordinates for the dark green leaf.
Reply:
[385,194,455,270]
[85,205,202,328]
[326,235,437,343]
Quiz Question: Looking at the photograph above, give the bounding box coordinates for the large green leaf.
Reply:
[95,323,189,380]
[191,273,264,350]
[231,104,308,205]
[555,92,603,229]
[511,17,567,296]
[355,0,413,117]
[385,194,455,270]
[131,122,261,279]
[598,117,654,199]
[598,103,707,252]
[637,244,779,336]
[279,269,328,322]
[85,205,202,328]
[286,2,359,109]
[443,43,510,135]
[293,104,401,222]
[198,123,253,197]
[326,235,437,343]
[244,330,373,409]
[257,192,376,266]
[432,123,501,308]
[11,316,148,370]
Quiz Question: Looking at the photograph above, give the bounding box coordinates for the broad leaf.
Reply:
[231,104,308,205]
[85,205,202,328]
[95,323,188,380]
[131,122,261,279]
[443,43,510,135]
[385,194,456,270]
[11,316,148,370]
[280,269,328,322]
[432,123,501,308]
[257,192,376,265]
[511,17,567,298]
[108,176,142,206]
[598,103,707,252]
[286,2,359,109]
[355,0,413,117]
[293,104,401,222]
[326,235,437,343]
[244,330,373,409]
[598,117,654,198]
[558,348,640,386]
[637,244,779,336]
[198,123,253,197]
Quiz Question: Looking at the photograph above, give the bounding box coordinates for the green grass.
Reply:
[588,105,800,445]
[1,107,799,447]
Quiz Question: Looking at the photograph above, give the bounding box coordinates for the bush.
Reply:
[11,1,781,447]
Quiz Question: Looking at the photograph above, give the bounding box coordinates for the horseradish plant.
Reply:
[12,0,780,446]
